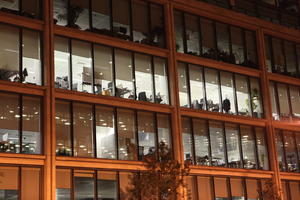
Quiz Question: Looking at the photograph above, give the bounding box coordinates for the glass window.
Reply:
[277,83,291,119]
[71,40,93,93]
[283,131,298,172]
[216,22,231,62]
[289,86,300,118]
[269,82,279,120]
[69,0,90,30]
[22,30,41,85]
[135,54,153,102]
[245,31,258,68]
[225,123,242,168]
[22,0,40,19]
[185,14,200,56]
[193,119,210,166]
[154,57,169,104]
[0,24,19,82]
[240,125,256,169]
[53,0,68,26]
[230,178,245,200]
[21,168,41,200]
[284,41,297,77]
[189,64,205,110]
[91,0,111,33]
[137,111,156,159]
[56,100,72,156]
[119,172,133,200]
[93,45,113,96]
[97,171,118,200]
[55,36,70,89]
[201,18,216,59]
[209,121,226,167]
[235,74,251,117]
[275,130,286,171]
[272,38,285,73]
[205,68,220,112]
[231,26,245,65]
[214,177,229,199]
[115,49,134,99]
[256,127,269,170]
[96,106,116,159]
[132,0,149,44]
[182,117,193,163]
[0,93,20,153]
[73,103,94,157]
[22,96,42,154]
[246,179,259,200]
[74,170,95,200]
[150,4,165,48]
[250,78,263,118]
[174,11,184,53]
[197,176,213,200]
[157,114,171,150]
[220,71,236,114]
[178,62,190,108]
[117,109,137,160]
[264,36,272,72]
[112,0,131,40]
[0,167,18,200]
[289,181,300,200]
[56,169,71,200]
[0,0,19,11]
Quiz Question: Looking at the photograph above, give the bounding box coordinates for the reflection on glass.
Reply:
[150,4,165,48]
[69,0,90,30]
[245,31,257,68]
[178,62,190,107]
[21,167,40,200]
[264,36,272,72]
[193,119,210,166]
[56,169,71,200]
[240,125,256,169]
[74,170,95,200]
[94,45,113,96]
[157,114,171,149]
[115,50,134,99]
[197,176,213,200]
[220,71,235,114]
[117,109,137,160]
[205,68,220,112]
[97,171,118,200]
[154,58,169,104]
[72,40,93,93]
[225,123,241,168]
[132,0,149,44]
[277,83,290,119]
[135,54,153,102]
[189,64,205,110]
[182,117,193,163]
[22,96,41,154]
[209,121,225,166]
[246,179,259,200]
[0,24,19,82]
[91,0,111,33]
[214,177,229,199]
[73,103,94,157]
[250,78,263,118]
[0,0,19,11]
[269,82,279,120]
[231,178,245,200]
[235,74,251,117]
[112,0,131,40]
[283,131,298,172]
[256,127,269,170]
[231,26,244,65]
[284,41,297,76]
[0,167,18,199]
[174,11,184,53]
[53,0,68,26]
[22,30,41,85]
[56,100,72,156]
[216,22,230,60]
[0,93,20,153]
[201,18,216,59]
[289,86,300,118]
[96,106,116,159]
[272,38,285,73]
[55,36,70,89]
[275,130,286,171]
[185,14,200,55]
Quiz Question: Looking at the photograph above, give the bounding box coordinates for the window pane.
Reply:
[119,172,133,200]
[115,49,134,99]
[150,4,165,48]
[197,176,213,200]
[245,31,258,68]
[73,103,94,157]
[22,96,41,154]
[275,130,286,171]
[230,178,245,200]
[284,41,297,77]
[289,86,300,118]
[178,62,190,107]
[69,0,90,30]
[112,0,131,40]
[297,45,300,74]
[216,22,230,62]
[22,0,40,19]
[220,71,236,114]
[97,171,118,200]
[193,119,210,166]
[185,14,200,56]
[94,45,113,96]
[189,64,205,110]
[53,0,68,26]
[55,36,70,89]
[56,169,71,200]
[132,0,149,44]
[214,177,229,199]
[21,168,40,200]
[235,74,251,117]
[0,0,19,11]
[0,167,18,200]
[91,0,111,33]
[157,114,171,150]
[135,54,153,102]
[283,131,298,172]
[96,106,116,159]
[154,57,169,104]
[240,125,256,169]
[256,127,269,170]
[250,78,263,118]
[137,111,155,159]
[72,40,93,93]
[117,109,137,160]
[269,82,279,120]
[225,123,242,168]
[209,121,225,166]
[231,26,244,65]
[182,117,193,163]
[201,18,216,59]
[246,179,259,199]
[272,38,285,73]
[0,24,19,82]
[296,133,300,166]
[56,100,72,156]
[264,36,272,72]
[74,170,95,200]
[289,181,300,200]
[174,11,184,53]
[0,93,20,153]
[205,68,220,112]
[277,83,290,119]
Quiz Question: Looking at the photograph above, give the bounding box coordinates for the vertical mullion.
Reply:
[253,126,260,170]
[94,170,98,200]
[117,172,121,200]
[242,178,248,200]
[151,56,156,103]
[218,70,222,113]
[287,85,294,119]
[198,16,203,56]
[282,39,288,74]
[201,66,207,110]
[114,108,119,160]
[69,39,73,90]
[206,120,213,166]
[132,52,137,100]
[147,2,151,44]
[213,21,218,60]
[134,110,139,160]
[185,63,192,108]
[242,29,247,65]
[109,0,113,33]
[19,94,23,154]
[269,36,276,72]
[222,122,229,167]
[18,166,21,200]
[92,104,97,158]
[293,43,300,77]
[228,25,233,63]
[88,0,92,31]
[238,125,244,169]
[71,169,75,200]
[227,177,233,200]
[292,132,300,172]
[70,102,74,157]
[247,76,254,117]
[91,44,95,94]
[274,82,282,118]
[154,113,159,159]
[19,28,23,83]
[112,48,116,96]
[281,131,288,172]
[129,0,133,41]
[190,118,196,165]
[182,12,187,53]
[232,73,238,115]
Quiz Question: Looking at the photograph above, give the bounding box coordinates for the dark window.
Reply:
[0,0,41,19]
